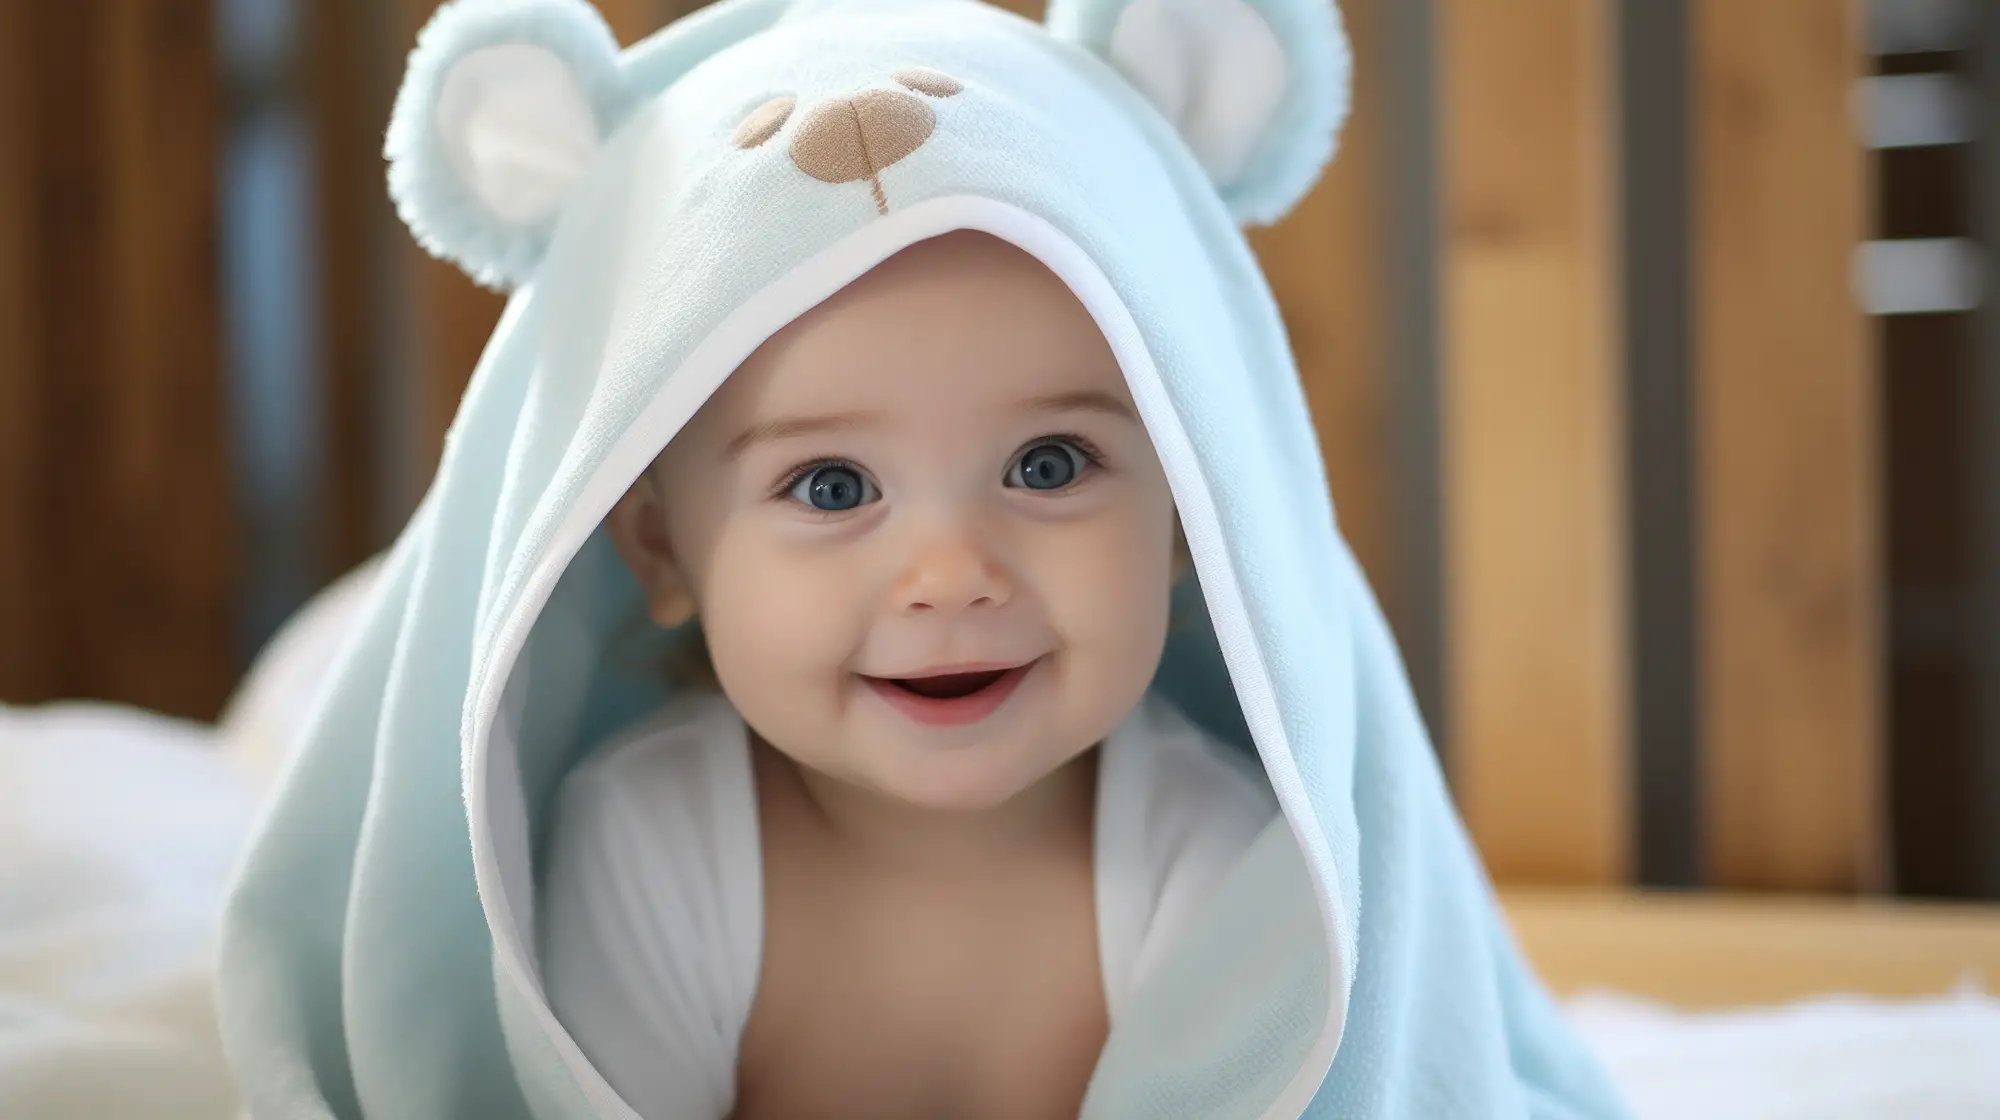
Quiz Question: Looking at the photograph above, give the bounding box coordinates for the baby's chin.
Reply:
[846,734,1091,816]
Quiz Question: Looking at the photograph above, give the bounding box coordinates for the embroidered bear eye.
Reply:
[733,96,796,149]
[892,68,962,98]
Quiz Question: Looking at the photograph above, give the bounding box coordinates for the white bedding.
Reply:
[1570,990,2000,1119]
[0,703,255,1120]
[2,560,1997,1118]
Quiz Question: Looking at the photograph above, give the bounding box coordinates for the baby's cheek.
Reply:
[704,549,852,674]
[1048,516,1174,671]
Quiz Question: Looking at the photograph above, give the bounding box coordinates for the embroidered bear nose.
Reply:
[789,89,935,211]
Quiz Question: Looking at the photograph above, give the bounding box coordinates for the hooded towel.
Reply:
[217,0,1630,1116]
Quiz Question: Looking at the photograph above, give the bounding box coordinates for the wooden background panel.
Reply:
[1977,0,2000,899]
[22,8,108,711]
[2,2,235,719]
[0,0,46,702]
[98,1,237,718]
[1247,0,1396,624]
[311,0,397,581]
[1439,0,1629,885]
[1694,0,1882,891]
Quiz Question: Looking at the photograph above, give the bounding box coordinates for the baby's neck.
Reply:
[749,734,1099,874]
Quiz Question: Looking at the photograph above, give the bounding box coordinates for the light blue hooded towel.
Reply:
[216,0,1631,1115]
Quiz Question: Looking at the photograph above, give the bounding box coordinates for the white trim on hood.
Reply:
[465,195,1348,1120]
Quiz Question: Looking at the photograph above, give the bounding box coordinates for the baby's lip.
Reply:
[864,657,1039,680]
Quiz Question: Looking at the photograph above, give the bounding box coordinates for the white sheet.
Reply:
[0,703,257,1120]
[1569,988,2000,1119]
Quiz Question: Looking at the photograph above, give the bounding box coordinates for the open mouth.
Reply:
[890,669,1010,699]
[862,659,1038,727]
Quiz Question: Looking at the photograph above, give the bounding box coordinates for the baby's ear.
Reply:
[605,473,697,629]
[1045,0,1349,226]
[385,0,632,290]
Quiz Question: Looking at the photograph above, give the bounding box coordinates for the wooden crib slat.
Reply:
[0,0,47,703]
[1438,0,1630,885]
[0,3,237,719]
[95,1,239,718]
[1248,0,1398,626]
[310,0,395,577]
[1692,0,1883,891]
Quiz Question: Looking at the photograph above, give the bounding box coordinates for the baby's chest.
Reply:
[732,869,1108,1120]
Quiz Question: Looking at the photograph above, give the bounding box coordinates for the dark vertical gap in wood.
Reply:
[1877,41,1980,899]
[20,1,233,718]
[103,0,236,717]
[312,0,380,581]
[312,0,406,578]
[1622,0,1699,888]
[0,0,48,702]
[1884,308,1975,896]
[1970,6,2000,899]
[31,3,110,707]
[1878,144,1967,237]
[1386,0,1446,756]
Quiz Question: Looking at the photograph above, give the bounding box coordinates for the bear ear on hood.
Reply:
[386,0,634,290]
[1045,0,1349,227]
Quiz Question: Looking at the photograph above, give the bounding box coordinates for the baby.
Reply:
[540,229,1274,1119]
[216,0,1630,1115]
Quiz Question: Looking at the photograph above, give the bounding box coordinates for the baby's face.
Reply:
[610,231,1180,813]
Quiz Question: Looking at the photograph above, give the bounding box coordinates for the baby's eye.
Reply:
[787,463,879,512]
[1005,439,1093,491]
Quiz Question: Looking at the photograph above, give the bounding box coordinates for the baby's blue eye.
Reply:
[790,464,878,511]
[1008,441,1086,490]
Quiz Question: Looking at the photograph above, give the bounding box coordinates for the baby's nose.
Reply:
[789,89,935,190]
[897,533,1012,614]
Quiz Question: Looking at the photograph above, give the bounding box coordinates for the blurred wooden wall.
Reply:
[5,0,1976,899]
[1438,0,1630,885]
[1691,0,1879,892]
[1437,0,1881,892]
[0,2,236,721]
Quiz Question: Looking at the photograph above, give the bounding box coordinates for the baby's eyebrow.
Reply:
[1021,389,1139,422]
[723,411,878,460]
